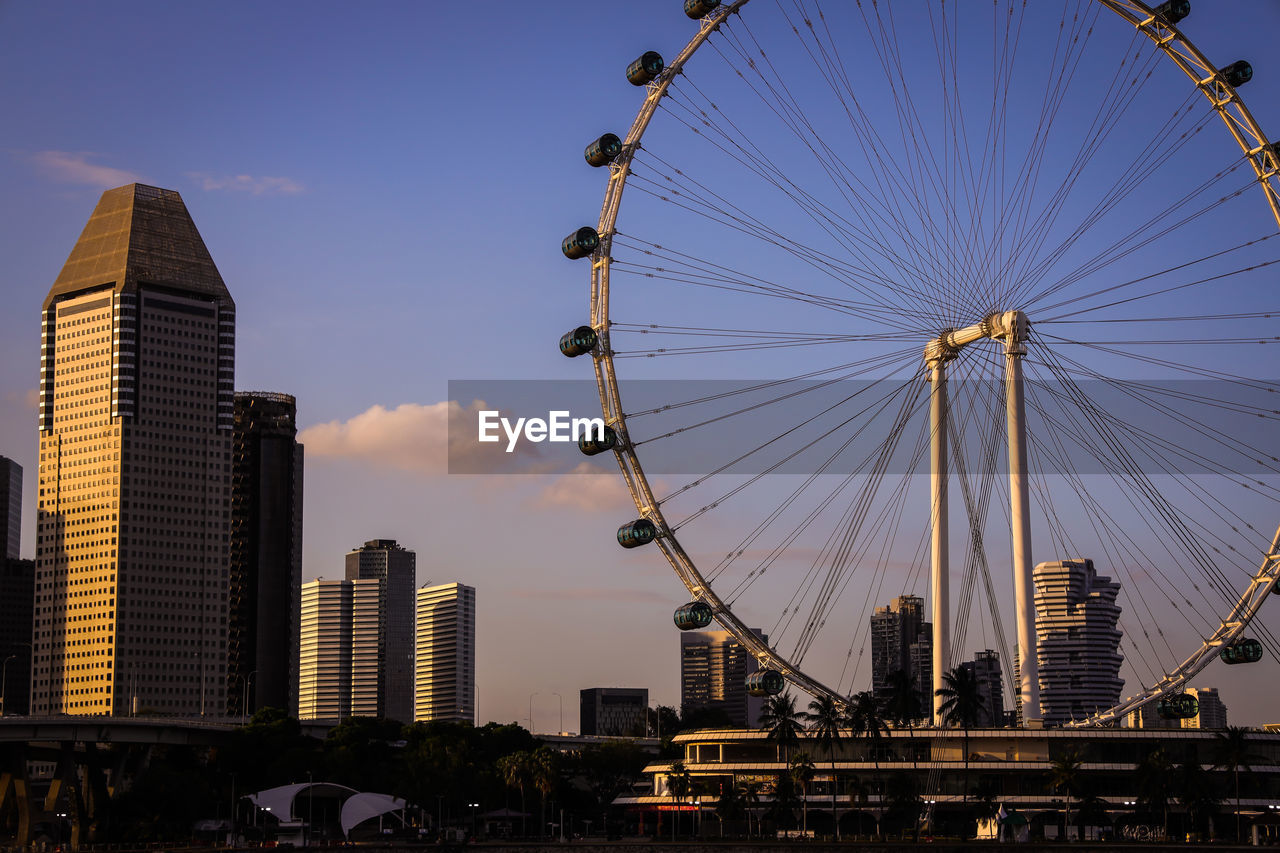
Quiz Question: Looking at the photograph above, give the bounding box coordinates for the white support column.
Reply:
[999,310,1041,724]
[928,354,950,726]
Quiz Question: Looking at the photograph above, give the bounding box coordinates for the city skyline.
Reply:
[2,3,1280,727]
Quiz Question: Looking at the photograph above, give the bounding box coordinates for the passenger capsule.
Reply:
[579,424,618,456]
[684,0,722,18]
[1156,693,1199,719]
[674,601,714,630]
[626,51,665,86]
[745,669,786,697]
[584,133,623,167]
[1220,637,1263,664]
[1153,0,1190,24]
[560,325,598,358]
[1220,60,1252,88]
[617,518,657,548]
[562,227,600,260]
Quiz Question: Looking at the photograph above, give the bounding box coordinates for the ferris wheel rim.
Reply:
[585,0,1280,725]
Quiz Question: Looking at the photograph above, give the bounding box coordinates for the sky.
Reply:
[2,1,1279,729]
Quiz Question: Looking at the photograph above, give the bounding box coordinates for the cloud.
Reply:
[31,151,143,188]
[299,399,548,476]
[533,461,633,511]
[510,586,672,605]
[3,389,40,412]
[189,172,304,195]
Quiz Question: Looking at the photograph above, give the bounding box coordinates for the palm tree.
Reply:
[846,690,888,836]
[713,779,742,837]
[790,752,816,836]
[531,747,558,840]
[1136,748,1174,838]
[1214,725,1261,842]
[759,692,803,764]
[667,760,691,839]
[883,669,922,730]
[1177,759,1220,840]
[1049,749,1084,841]
[737,779,762,838]
[497,751,532,837]
[935,665,987,814]
[804,694,845,839]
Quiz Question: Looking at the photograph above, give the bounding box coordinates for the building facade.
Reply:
[680,629,765,728]
[345,540,415,723]
[959,649,1005,727]
[413,582,475,723]
[580,687,648,737]
[1,456,20,561]
[870,595,933,713]
[33,184,234,716]
[1183,687,1228,730]
[228,392,303,718]
[298,578,381,721]
[1033,559,1123,725]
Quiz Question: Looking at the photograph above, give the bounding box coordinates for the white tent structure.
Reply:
[248,782,414,839]
[340,792,410,837]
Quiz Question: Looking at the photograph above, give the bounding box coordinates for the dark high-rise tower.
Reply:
[228,392,303,718]
[0,456,20,561]
[34,184,234,716]
[679,628,766,727]
[0,455,33,715]
[870,595,933,713]
[345,539,415,722]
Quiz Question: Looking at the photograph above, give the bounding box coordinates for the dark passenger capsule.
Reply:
[584,133,623,167]
[1219,637,1263,665]
[617,518,657,548]
[626,51,665,86]
[579,424,618,456]
[562,227,600,260]
[1153,0,1190,24]
[1156,693,1199,719]
[684,0,722,18]
[674,601,714,630]
[745,669,785,697]
[560,325,598,357]
[1220,60,1252,88]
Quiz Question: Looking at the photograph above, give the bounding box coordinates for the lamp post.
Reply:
[468,802,479,839]
[552,691,563,733]
[528,691,538,734]
[1,655,16,716]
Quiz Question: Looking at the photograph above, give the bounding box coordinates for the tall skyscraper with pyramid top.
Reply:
[33,184,234,716]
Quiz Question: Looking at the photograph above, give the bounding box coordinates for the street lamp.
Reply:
[468,802,479,839]
[528,691,538,734]
[552,691,564,733]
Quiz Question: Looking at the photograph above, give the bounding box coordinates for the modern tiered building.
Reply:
[345,539,415,723]
[1033,558,1124,725]
[228,392,304,717]
[33,184,234,716]
[680,628,766,727]
[413,581,475,723]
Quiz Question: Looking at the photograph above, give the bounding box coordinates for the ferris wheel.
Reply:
[560,0,1280,727]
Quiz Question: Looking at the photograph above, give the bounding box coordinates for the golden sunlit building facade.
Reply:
[33,184,234,716]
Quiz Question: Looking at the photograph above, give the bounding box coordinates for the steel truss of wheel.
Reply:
[578,0,1280,726]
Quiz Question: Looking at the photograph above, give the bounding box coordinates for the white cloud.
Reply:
[532,461,634,511]
[32,151,142,188]
[189,172,304,195]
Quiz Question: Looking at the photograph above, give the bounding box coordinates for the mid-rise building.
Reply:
[413,582,475,723]
[1034,559,1123,725]
[298,578,381,721]
[1,456,21,561]
[581,687,648,737]
[870,595,933,714]
[680,629,766,728]
[1184,687,1228,730]
[958,650,1005,727]
[33,184,234,716]
[228,392,303,718]
[345,540,415,722]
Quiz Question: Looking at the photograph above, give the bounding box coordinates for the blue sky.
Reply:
[3,1,1279,727]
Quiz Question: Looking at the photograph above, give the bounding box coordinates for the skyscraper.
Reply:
[1183,687,1228,730]
[870,595,933,713]
[1,456,21,561]
[345,539,416,722]
[414,582,475,724]
[680,628,766,727]
[958,649,1005,727]
[33,184,234,716]
[228,392,303,717]
[1034,559,1123,725]
[297,577,381,721]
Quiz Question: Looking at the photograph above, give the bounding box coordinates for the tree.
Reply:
[1214,725,1262,842]
[804,694,845,839]
[934,664,987,816]
[497,751,533,837]
[1049,749,1084,841]
[666,760,691,839]
[737,779,762,838]
[531,747,558,840]
[1177,759,1220,840]
[790,752,816,835]
[845,690,888,836]
[882,669,922,730]
[713,779,742,836]
[1136,748,1174,838]
[759,692,803,764]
